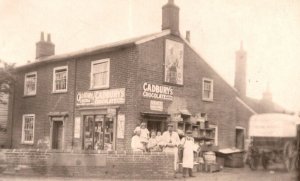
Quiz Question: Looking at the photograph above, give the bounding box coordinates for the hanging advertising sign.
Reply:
[76,88,125,106]
[74,117,81,138]
[164,39,184,85]
[150,100,163,111]
[117,114,125,139]
[142,82,173,101]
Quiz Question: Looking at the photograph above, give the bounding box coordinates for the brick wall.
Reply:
[73,47,139,151]
[8,60,76,149]
[0,149,174,179]
[7,33,253,151]
[136,35,242,149]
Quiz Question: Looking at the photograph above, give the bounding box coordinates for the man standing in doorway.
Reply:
[162,122,180,178]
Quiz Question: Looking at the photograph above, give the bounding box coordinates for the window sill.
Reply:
[23,94,36,98]
[21,142,34,145]
[89,86,110,91]
[52,90,68,94]
[202,98,213,102]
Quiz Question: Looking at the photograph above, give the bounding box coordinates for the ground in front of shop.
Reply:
[0,164,297,181]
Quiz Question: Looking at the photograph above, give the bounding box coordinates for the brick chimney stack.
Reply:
[162,0,180,36]
[36,32,55,59]
[234,41,247,97]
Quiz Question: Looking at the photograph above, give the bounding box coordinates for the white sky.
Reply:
[0,0,300,111]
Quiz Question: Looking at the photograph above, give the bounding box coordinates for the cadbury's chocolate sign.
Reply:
[77,88,125,106]
[142,82,173,101]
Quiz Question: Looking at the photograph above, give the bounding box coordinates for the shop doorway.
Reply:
[52,121,63,149]
[83,115,114,150]
[235,127,245,149]
[143,116,167,134]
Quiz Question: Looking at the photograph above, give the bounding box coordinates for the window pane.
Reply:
[54,69,67,91]
[23,116,34,142]
[25,74,36,95]
[92,61,109,88]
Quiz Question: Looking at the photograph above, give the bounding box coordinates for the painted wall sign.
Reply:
[76,88,125,106]
[164,39,184,85]
[142,82,173,101]
[74,117,81,138]
[117,114,125,139]
[150,100,163,111]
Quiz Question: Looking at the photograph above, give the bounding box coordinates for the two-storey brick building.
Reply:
[7,0,255,151]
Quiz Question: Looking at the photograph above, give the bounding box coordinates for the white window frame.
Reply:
[90,59,110,89]
[52,66,68,93]
[209,124,218,146]
[24,72,37,96]
[21,114,35,145]
[202,78,214,101]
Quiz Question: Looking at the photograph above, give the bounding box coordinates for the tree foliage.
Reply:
[0,60,15,104]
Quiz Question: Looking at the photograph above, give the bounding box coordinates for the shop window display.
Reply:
[83,115,114,150]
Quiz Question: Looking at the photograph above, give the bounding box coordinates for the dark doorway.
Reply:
[52,121,63,149]
[236,128,245,149]
[143,116,167,133]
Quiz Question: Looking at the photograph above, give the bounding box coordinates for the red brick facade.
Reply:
[7,31,254,151]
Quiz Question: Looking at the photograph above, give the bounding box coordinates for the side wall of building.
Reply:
[136,35,240,149]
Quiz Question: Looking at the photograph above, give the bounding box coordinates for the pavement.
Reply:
[0,166,298,181]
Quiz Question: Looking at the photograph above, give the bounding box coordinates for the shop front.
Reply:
[76,88,125,151]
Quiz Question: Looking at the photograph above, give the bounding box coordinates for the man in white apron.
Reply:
[180,130,196,177]
[162,123,180,178]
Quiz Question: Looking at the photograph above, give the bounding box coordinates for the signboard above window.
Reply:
[76,88,125,106]
[164,39,184,85]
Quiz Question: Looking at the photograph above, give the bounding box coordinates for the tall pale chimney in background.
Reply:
[234,41,247,97]
[162,0,180,35]
[36,32,55,59]
[186,31,190,42]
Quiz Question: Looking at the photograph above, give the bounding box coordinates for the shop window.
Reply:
[53,66,68,93]
[90,59,110,89]
[22,114,35,144]
[24,72,37,96]
[83,115,114,150]
[202,78,213,101]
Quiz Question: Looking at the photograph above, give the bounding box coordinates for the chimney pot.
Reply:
[40,32,45,41]
[36,32,55,59]
[186,31,190,42]
[47,33,51,42]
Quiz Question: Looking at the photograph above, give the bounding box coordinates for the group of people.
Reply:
[131,121,199,178]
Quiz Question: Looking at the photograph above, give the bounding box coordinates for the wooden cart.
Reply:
[247,113,300,171]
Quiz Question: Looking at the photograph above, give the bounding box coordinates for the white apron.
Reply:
[181,137,194,168]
